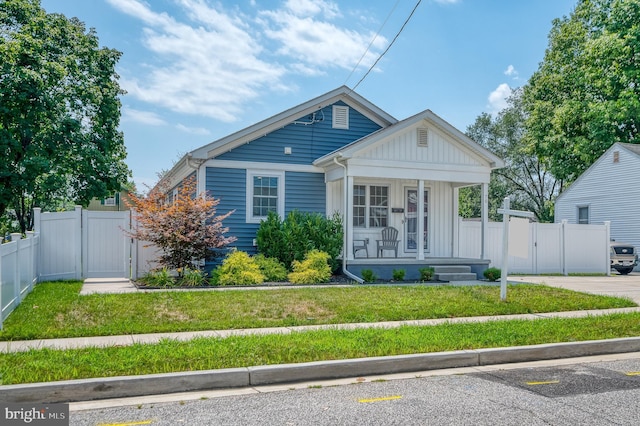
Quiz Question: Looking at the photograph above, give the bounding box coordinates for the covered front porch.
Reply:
[313,109,504,282]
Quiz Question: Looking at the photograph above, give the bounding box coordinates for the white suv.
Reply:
[610,241,638,275]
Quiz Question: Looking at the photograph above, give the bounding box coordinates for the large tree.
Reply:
[523,0,640,184]
[0,0,129,232]
[463,89,560,223]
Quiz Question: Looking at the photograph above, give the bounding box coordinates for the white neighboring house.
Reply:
[554,142,640,271]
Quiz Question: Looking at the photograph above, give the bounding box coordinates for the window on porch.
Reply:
[353,184,388,228]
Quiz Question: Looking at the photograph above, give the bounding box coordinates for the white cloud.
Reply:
[122,107,166,125]
[487,83,512,115]
[504,64,519,78]
[107,0,385,122]
[284,0,340,19]
[108,0,286,122]
[176,124,211,135]
[260,2,386,71]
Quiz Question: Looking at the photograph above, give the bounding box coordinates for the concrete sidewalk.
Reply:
[3,274,640,404]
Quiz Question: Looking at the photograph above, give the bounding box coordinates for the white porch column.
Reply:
[453,186,459,257]
[481,182,489,259]
[417,179,425,260]
[346,175,354,261]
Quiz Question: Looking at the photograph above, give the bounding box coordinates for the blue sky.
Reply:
[39,0,576,190]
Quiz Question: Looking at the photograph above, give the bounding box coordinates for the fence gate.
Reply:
[82,211,131,278]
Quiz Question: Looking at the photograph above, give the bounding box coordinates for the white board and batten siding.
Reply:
[351,123,490,184]
[555,143,640,270]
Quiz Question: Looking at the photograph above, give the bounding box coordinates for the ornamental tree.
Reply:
[0,0,129,232]
[127,177,236,274]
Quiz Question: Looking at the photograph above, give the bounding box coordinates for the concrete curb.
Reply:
[2,337,640,404]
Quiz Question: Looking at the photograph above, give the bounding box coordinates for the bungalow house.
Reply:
[161,87,504,281]
[555,142,640,271]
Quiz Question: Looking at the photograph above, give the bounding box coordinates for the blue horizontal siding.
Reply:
[285,172,325,214]
[217,101,382,164]
[206,167,258,263]
[205,168,329,270]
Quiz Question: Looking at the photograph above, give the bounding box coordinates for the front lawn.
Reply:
[0,280,635,341]
[2,313,640,385]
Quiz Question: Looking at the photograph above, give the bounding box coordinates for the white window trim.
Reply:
[332,105,349,129]
[246,170,285,224]
[577,205,590,224]
[353,183,389,229]
[104,196,116,206]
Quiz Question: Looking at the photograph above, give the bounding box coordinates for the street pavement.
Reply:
[3,273,640,405]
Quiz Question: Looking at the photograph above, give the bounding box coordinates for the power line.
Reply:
[343,0,402,86]
[350,0,423,93]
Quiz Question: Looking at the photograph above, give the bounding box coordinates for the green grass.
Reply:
[2,313,640,385]
[0,281,635,341]
[0,280,637,385]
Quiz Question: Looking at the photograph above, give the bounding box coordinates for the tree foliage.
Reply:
[127,177,237,274]
[523,0,640,184]
[464,90,560,223]
[0,0,129,232]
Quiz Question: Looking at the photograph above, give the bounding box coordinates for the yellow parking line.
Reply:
[526,380,560,385]
[625,372,640,376]
[98,421,153,426]
[358,395,402,403]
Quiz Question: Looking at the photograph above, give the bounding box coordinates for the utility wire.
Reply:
[350,0,423,93]
[343,0,402,86]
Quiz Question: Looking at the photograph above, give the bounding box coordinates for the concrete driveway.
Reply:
[509,272,640,304]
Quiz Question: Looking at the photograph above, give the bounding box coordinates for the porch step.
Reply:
[433,265,477,282]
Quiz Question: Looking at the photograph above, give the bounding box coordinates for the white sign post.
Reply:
[497,197,534,301]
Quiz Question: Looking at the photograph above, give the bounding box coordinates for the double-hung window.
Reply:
[577,206,589,224]
[247,170,285,223]
[353,184,389,228]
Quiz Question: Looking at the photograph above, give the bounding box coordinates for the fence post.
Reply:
[604,221,611,276]
[11,233,21,304]
[561,220,568,276]
[74,206,82,280]
[25,231,35,290]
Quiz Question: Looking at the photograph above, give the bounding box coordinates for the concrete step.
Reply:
[433,265,471,274]
[435,272,478,282]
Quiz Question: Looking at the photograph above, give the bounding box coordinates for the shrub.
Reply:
[126,176,236,274]
[419,267,435,281]
[257,210,343,272]
[361,269,377,283]
[254,254,288,282]
[142,268,175,287]
[217,250,265,285]
[179,267,207,286]
[392,269,406,281]
[287,250,331,284]
[483,267,501,282]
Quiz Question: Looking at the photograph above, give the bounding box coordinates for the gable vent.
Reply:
[417,128,429,147]
[332,105,349,129]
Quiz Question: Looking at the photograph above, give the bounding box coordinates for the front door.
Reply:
[405,188,429,252]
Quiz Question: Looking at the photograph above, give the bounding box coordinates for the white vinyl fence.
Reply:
[458,218,611,275]
[0,232,39,327]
